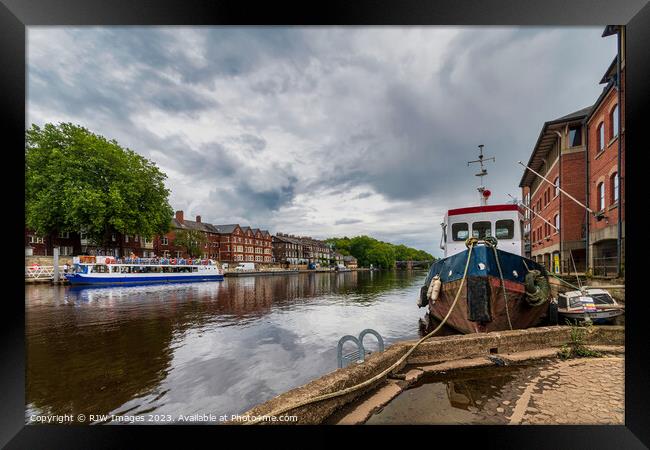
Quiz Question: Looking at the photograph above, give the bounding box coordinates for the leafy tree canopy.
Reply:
[325,235,435,269]
[25,123,174,247]
[173,229,208,258]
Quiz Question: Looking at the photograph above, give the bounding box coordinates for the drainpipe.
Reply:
[553,130,563,273]
[616,27,623,277]
[584,116,590,273]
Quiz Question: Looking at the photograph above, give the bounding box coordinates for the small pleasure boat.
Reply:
[555,288,624,324]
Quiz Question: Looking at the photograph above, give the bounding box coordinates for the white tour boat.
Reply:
[65,256,225,285]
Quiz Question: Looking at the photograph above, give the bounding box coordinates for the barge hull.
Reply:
[428,275,548,334]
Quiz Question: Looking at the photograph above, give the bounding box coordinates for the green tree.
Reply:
[173,229,207,258]
[366,242,396,269]
[326,234,435,268]
[25,123,174,253]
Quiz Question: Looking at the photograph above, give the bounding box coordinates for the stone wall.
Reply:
[25,255,74,266]
[238,325,624,424]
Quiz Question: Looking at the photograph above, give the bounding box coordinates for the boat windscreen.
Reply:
[495,219,514,239]
[591,293,615,305]
[472,221,492,239]
[452,223,469,241]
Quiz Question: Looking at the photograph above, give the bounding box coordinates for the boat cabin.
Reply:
[440,204,525,258]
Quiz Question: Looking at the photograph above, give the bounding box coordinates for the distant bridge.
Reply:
[395,260,434,269]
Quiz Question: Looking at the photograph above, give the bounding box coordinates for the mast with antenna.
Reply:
[468,144,496,206]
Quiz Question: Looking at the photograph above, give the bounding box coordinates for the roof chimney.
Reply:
[196,215,201,223]
[175,210,184,224]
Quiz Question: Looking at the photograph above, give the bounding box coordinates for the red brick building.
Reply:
[154,211,272,263]
[273,233,306,264]
[154,211,220,259]
[520,107,590,273]
[25,228,154,257]
[585,26,625,276]
[25,230,82,256]
[520,25,625,277]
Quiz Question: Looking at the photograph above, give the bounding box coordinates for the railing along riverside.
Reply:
[25,266,67,280]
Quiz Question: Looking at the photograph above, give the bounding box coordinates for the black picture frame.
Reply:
[3,0,649,447]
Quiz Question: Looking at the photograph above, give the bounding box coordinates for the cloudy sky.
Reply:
[27,27,616,256]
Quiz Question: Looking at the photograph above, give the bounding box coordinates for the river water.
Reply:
[26,269,440,422]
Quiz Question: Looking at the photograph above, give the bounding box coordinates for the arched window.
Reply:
[611,104,619,138]
[597,182,605,211]
[554,177,559,197]
[611,172,619,204]
[597,122,605,152]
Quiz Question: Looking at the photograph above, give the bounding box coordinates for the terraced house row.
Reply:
[25,209,274,264]
[155,210,273,263]
[273,233,345,265]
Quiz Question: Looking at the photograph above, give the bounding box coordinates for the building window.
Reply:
[554,177,559,197]
[597,122,605,152]
[58,231,70,239]
[144,237,151,244]
[111,233,116,241]
[597,182,605,211]
[29,235,44,244]
[568,125,582,147]
[124,235,129,243]
[161,237,168,245]
[176,251,182,258]
[611,104,619,138]
[611,172,619,204]
[554,214,560,232]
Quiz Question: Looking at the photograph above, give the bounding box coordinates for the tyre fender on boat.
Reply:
[524,269,551,306]
[427,275,442,302]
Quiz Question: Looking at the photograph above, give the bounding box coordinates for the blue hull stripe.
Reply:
[65,274,224,285]
[425,246,546,287]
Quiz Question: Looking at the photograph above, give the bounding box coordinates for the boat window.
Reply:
[495,220,515,239]
[558,297,567,309]
[569,297,583,308]
[93,264,109,273]
[591,293,615,305]
[451,223,469,241]
[472,221,492,239]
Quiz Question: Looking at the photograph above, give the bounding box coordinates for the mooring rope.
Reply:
[242,239,478,425]
[484,238,513,330]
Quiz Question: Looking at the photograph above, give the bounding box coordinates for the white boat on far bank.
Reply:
[65,256,224,285]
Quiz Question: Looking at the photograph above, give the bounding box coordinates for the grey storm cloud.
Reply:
[334,218,363,225]
[27,26,616,255]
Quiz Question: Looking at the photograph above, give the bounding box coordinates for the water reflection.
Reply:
[367,365,528,425]
[26,270,430,421]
